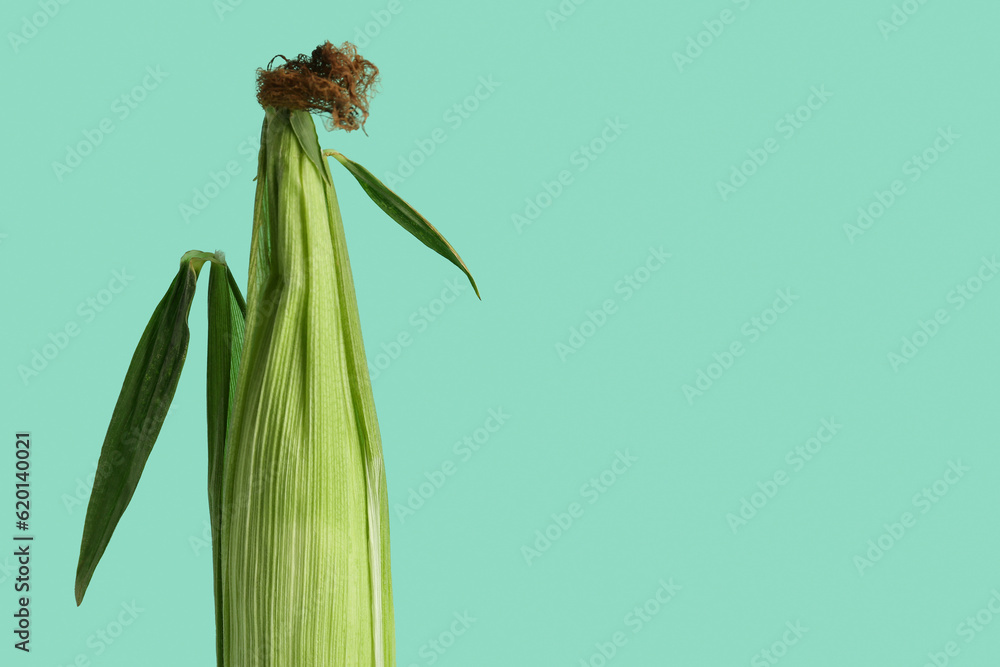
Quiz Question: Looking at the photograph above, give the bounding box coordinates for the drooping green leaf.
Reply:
[206,256,247,667]
[324,149,480,298]
[75,252,214,605]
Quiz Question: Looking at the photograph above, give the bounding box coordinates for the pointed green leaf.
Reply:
[75,253,211,605]
[324,149,480,298]
[206,256,246,667]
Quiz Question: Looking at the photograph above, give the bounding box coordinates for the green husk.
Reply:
[76,41,480,667]
[206,259,247,666]
[221,107,394,666]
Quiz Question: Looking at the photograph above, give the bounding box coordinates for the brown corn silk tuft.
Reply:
[256,41,379,132]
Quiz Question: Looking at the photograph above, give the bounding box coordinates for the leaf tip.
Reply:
[74,578,86,606]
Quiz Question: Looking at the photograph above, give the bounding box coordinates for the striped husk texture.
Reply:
[221,107,394,667]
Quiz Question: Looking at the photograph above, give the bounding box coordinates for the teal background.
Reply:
[2,0,1000,665]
